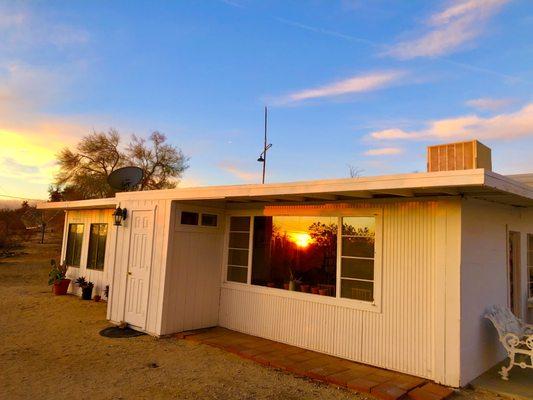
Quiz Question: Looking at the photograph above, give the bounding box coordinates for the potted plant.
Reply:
[75,276,94,300]
[48,259,71,295]
[300,284,310,293]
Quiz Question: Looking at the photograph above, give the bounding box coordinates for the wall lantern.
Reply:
[113,207,128,226]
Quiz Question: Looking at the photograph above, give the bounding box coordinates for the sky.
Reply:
[0,0,532,200]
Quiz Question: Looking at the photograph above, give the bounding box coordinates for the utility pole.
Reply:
[257,106,272,184]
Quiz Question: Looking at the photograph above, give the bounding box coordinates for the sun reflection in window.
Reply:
[289,232,313,248]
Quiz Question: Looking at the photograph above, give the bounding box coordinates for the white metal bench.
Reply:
[485,305,533,380]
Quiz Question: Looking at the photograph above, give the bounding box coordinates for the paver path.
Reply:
[183,327,455,400]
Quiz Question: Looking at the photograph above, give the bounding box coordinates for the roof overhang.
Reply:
[35,170,533,210]
[36,197,117,210]
[114,169,533,207]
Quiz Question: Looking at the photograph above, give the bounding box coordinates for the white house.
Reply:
[38,141,533,388]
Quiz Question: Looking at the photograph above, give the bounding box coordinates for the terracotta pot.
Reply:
[300,284,310,293]
[319,288,329,296]
[311,287,319,295]
[52,279,71,295]
[283,283,290,290]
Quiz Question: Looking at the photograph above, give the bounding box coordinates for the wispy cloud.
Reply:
[0,3,89,50]
[385,0,509,59]
[276,70,405,105]
[363,147,403,156]
[219,162,260,182]
[370,103,533,141]
[466,97,514,111]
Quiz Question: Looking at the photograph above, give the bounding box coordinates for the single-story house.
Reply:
[38,141,533,388]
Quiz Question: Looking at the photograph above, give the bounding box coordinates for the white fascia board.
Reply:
[483,171,533,200]
[115,169,488,202]
[36,198,117,210]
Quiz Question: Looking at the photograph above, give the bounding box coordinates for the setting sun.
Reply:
[289,232,313,248]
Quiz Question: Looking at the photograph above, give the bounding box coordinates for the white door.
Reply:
[124,210,154,328]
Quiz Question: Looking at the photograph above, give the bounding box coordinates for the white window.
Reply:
[226,216,251,283]
[224,212,382,309]
[340,217,376,301]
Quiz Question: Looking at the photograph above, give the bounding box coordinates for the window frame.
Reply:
[526,233,533,300]
[65,223,84,267]
[86,223,108,271]
[222,208,383,313]
[177,209,220,230]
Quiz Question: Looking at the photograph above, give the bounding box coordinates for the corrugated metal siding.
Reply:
[219,201,442,380]
[62,209,115,298]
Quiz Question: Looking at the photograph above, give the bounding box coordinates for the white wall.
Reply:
[460,198,533,385]
[218,199,462,386]
[159,202,225,334]
[61,209,116,298]
[107,198,172,336]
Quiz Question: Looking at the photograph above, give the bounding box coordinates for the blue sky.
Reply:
[0,0,532,200]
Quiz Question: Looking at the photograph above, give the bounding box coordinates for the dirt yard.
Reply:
[0,240,501,400]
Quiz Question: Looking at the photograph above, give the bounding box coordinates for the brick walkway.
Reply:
[180,327,454,400]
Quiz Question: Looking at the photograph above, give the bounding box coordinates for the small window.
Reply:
[87,224,108,270]
[201,214,218,227]
[227,216,251,283]
[65,224,84,267]
[340,217,376,302]
[181,211,199,225]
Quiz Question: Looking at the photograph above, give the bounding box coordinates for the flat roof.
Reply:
[37,169,533,209]
[37,197,116,210]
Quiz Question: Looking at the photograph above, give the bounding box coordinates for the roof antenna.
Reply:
[257,106,272,184]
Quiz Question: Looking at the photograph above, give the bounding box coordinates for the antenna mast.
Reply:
[257,106,272,184]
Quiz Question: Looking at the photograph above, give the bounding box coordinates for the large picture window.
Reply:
[252,216,337,296]
[65,223,84,267]
[226,216,251,283]
[225,212,381,306]
[87,224,108,270]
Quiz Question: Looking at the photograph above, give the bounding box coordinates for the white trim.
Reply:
[221,208,383,313]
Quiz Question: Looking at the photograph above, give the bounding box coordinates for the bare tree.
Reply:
[348,164,364,178]
[53,129,188,200]
[126,132,189,190]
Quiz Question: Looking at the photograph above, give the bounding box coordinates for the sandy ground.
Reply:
[0,240,502,400]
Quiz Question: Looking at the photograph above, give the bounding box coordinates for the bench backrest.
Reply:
[485,305,525,338]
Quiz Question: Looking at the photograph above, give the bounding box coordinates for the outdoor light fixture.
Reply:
[113,207,128,226]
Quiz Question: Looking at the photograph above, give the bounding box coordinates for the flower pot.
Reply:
[266,283,276,288]
[52,279,71,295]
[300,284,310,293]
[81,286,93,300]
[318,288,329,296]
[311,287,319,295]
[289,280,296,291]
[283,283,290,290]
[93,295,101,302]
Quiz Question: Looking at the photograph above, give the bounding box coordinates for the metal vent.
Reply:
[427,140,492,172]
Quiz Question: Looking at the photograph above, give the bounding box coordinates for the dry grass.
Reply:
[0,240,501,400]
